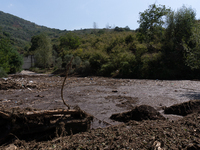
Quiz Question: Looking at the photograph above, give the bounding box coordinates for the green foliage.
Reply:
[140,52,162,78]
[135,44,148,61]
[63,54,74,67]
[31,33,53,68]
[55,57,62,69]
[125,34,135,45]
[0,37,23,74]
[114,26,131,32]
[0,11,65,50]
[184,22,200,69]
[9,49,23,73]
[163,5,196,76]
[100,51,136,77]
[165,6,196,47]
[59,33,81,50]
[73,56,82,68]
[0,38,10,72]
[89,51,108,73]
[137,4,170,43]
[0,67,7,78]
[1,5,200,79]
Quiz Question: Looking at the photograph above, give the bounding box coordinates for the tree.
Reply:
[0,38,10,73]
[163,6,196,77]
[59,33,80,50]
[0,37,23,74]
[184,21,200,69]
[9,49,23,73]
[137,4,170,43]
[30,33,52,68]
[165,6,196,48]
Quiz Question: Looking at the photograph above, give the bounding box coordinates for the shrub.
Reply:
[89,51,108,73]
[0,67,7,78]
[55,57,62,69]
[135,44,148,61]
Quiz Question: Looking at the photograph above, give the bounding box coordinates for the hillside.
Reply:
[0,11,66,51]
[1,4,200,80]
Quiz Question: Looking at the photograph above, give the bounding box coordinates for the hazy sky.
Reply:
[0,0,200,30]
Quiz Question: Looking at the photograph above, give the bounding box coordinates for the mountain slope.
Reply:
[0,11,65,50]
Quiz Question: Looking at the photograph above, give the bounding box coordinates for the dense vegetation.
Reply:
[1,4,200,79]
[0,11,67,53]
[0,30,23,77]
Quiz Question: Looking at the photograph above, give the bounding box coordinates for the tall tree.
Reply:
[137,4,170,43]
[163,6,196,77]
[30,33,52,68]
[165,6,196,49]
[184,21,200,69]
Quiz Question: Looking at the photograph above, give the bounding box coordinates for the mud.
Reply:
[164,100,200,116]
[110,105,166,122]
[1,71,200,149]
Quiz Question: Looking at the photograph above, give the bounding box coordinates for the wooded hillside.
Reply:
[1,4,200,79]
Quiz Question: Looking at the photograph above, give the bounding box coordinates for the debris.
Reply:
[27,88,32,91]
[110,105,165,122]
[164,100,200,116]
[5,144,17,150]
[185,143,200,150]
[0,107,93,145]
[152,141,165,150]
[35,95,44,98]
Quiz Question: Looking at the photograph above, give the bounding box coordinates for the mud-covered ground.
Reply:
[1,71,200,149]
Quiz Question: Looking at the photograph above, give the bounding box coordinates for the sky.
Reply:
[0,0,200,31]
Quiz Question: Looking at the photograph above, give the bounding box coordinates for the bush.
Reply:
[0,67,7,78]
[0,38,23,74]
[135,44,148,61]
[62,54,74,68]
[73,56,82,68]
[89,51,108,73]
[140,52,162,78]
[9,49,23,73]
[55,57,62,69]
[77,60,91,75]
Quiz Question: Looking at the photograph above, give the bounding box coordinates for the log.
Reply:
[26,109,82,117]
[0,111,10,119]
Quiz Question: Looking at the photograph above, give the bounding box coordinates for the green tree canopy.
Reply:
[162,6,196,78]
[0,37,23,75]
[30,33,52,68]
[137,4,170,43]
[59,33,81,50]
[184,21,200,69]
[165,6,196,48]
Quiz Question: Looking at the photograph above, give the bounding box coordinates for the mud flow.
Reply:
[1,72,200,149]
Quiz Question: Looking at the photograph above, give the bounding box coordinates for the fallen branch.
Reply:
[61,57,74,109]
[0,111,10,119]
[26,109,81,117]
